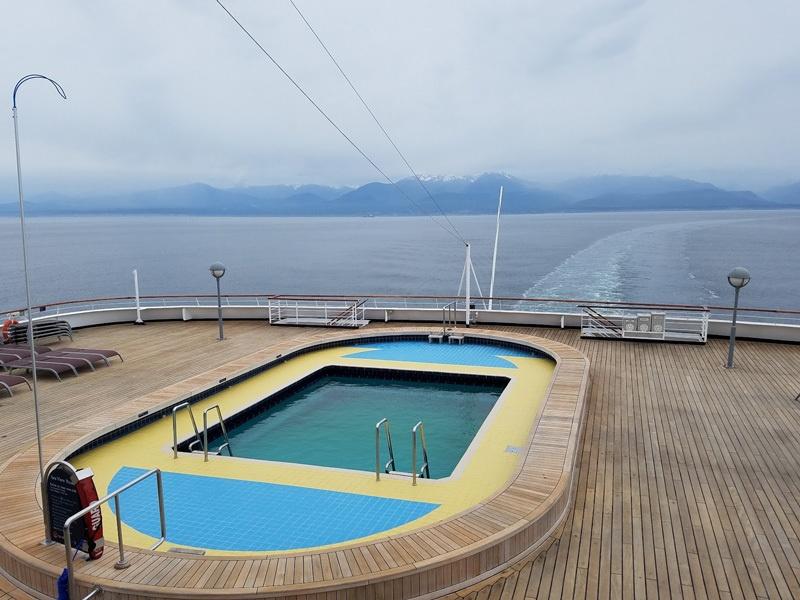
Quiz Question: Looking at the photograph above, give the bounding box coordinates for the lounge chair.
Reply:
[0,344,53,357]
[55,347,123,363]
[42,352,99,370]
[0,349,31,362]
[0,374,31,396]
[4,357,83,380]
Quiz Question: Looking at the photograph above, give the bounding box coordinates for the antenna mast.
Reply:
[488,186,503,310]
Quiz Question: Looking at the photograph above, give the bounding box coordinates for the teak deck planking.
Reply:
[0,322,588,599]
[1,320,799,598]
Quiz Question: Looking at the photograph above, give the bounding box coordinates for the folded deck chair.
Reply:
[0,373,31,396]
[4,357,82,380]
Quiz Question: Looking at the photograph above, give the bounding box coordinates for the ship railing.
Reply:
[2,294,800,327]
[266,297,367,327]
[581,305,710,343]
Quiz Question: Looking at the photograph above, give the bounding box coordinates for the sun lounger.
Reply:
[54,347,123,363]
[4,357,83,380]
[1,339,123,378]
[43,352,99,370]
[0,349,31,362]
[0,374,31,396]
[0,344,52,356]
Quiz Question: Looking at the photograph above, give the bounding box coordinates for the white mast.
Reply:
[488,186,503,310]
[133,269,144,325]
[465,242,471,326]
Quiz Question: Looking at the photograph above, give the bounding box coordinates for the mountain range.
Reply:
[1,173,798,217]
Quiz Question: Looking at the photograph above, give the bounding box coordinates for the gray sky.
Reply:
[2,0,799,196]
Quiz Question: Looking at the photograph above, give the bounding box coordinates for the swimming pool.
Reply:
[69,335,556,553]
[207,367,506,477]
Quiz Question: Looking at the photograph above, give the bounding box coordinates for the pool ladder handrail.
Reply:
[375,418,396,481]
[172,401,202,459]
[63,467,167,600]
[442,300,458,335]
[203,404,234,462]
[412,421,431,485]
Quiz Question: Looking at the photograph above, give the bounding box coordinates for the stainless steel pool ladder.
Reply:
[443,301,457,335]
[202,404,234,462]
[172,401,202,459]
[375,418,396,481]
[412,421,430,485]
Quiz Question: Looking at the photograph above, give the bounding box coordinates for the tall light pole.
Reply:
[209,262,226,340]
[12,75,67,521]
[726,267,751,369]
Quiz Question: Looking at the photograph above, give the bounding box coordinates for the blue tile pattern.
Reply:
[109,467,439,551]
[345,340,532,368]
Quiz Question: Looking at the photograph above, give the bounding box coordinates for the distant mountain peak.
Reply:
[414,174,475,183]
[0,173,786,217]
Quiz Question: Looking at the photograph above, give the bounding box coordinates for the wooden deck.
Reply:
[1,320,799,598]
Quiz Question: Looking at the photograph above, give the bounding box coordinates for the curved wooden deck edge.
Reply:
[0,327,589,600]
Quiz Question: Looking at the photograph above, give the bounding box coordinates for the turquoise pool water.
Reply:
[210,372,505,478]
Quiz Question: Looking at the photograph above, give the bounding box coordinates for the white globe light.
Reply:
[727,267,751,289]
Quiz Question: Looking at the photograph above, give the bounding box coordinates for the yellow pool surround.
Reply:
[70,342,556,555]
[0,327,590,600]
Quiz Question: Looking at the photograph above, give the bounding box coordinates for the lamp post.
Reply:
[726,267,751,369]
[209,262,226,340]
[12,75,67,539]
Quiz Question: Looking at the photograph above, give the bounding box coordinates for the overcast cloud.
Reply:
[1,0,799,196]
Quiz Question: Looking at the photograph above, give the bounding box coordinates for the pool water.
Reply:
[210,373,505,478]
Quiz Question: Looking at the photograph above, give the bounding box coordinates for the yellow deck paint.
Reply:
[71,344,555,555]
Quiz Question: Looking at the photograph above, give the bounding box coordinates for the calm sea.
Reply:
[0,210,797,311]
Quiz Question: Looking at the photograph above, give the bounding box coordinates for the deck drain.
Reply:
[505,445,522,454]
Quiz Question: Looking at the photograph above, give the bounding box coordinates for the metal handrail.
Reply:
[171,402,201,459]
[64,468,166,600]
[442,301,458,334]
[5,292,800,320]
[582,306,622,331]
[412,421,430,486]
[203,404,233,462]
[375,418,396,481]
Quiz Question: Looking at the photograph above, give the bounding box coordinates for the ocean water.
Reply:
[0,210,797,310]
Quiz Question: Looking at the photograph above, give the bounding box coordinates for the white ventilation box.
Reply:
[651,312,666,334]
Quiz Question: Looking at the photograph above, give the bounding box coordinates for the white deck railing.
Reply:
[266,298,368,328]
[581,305,710,343]
[1,293,799,342]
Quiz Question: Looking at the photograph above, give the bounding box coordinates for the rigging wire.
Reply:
[214,0,465,243]
[287,0,466,243]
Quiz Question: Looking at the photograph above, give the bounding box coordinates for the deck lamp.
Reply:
[12,74,67,543]
[210,262,226,341]
[726,267,750,368]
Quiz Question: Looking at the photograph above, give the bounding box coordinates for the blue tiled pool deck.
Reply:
[110,467,439,551]
[345,340,532,368]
